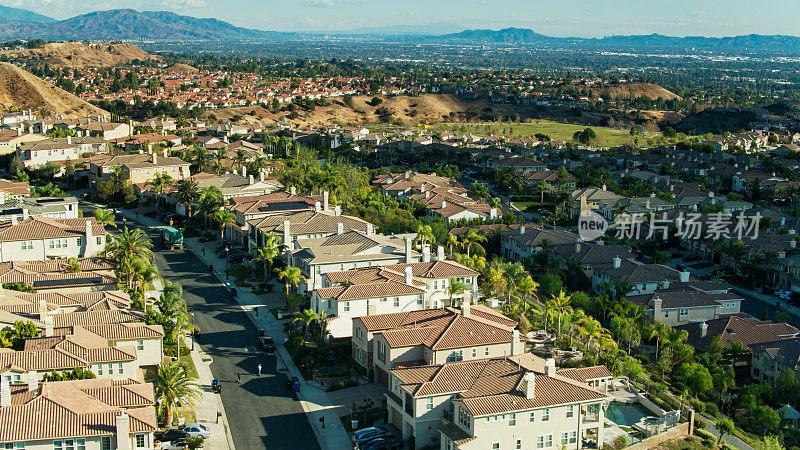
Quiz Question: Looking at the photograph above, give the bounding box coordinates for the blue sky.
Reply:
[4,0,798,37]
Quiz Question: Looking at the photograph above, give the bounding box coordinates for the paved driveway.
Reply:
[326,382,387,418]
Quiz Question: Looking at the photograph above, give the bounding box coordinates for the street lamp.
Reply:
[190,312,195,350]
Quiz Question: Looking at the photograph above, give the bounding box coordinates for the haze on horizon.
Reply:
[2,0,799,38]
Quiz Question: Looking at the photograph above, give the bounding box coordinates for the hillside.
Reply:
[166,63,199,74]
[0,5,54,24]
[0,62,106,116]
[439,27,553,43]
[577,82,681,101]
[4,42,160,68]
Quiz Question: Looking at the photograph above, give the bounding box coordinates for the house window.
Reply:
[566,405,574,418]
[509,413,516,426]
[458,407,471,429]
[664,310,669,317]
[77,237,82,247]
[529,411,535,422]
[107,363,114,375]
[4,443,24,449]
[137,340,144,351]
[492,444,500,450]
[343,302,350,312]
[377,341,386,363]
[118,362,123,374]
[96,364,103,375]
[417,295,423,306]
[426,397,433,411]
[680,309,689,316]
[96,236,102,245]
[393,297,399,307]
[20,241,33,250]
[516,440,522,450]
[101,437,111,450]
[536,435,553,448]
[485,347,489,356]
[446,350,463,363]
[541,408,550,421]
[135,435,146,448]
[471,348,477,358]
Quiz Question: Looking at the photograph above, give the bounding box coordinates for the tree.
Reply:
[275,266,306,305]
[146,172,174,207]
[63,257,81,274]
[12,320,39,340]
[211,209,236,240]
[293,308,320,338]
[198,186,224,230]
[468,182,489,202]
[151,361,201,426]
[255,234,287,281]
[93,208,116,228]
[415,224,434,250]
[752,405,781,436]
[175,180,200,217]
[447,280,466,306]
[550,290,571,337]
[677,362,713,395]
[717,418,735,446]
[107,227,155,287]
[461,229,487,258]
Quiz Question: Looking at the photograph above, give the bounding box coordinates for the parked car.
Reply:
[360,438,401,450]
[227,253,247,264]
[180,423,211,439]
[154,429,188,443]
[259,336,276,352]
[354,427,392,447]
[217,250,228,259]
[157,439,189,449]
[776,290,791,300]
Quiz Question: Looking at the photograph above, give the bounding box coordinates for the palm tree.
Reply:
[727,341,746,369]
[517,276,540,311]
[550,290,571,337]
[489,197,502,210]
[485,266,507,299]
[198,186,224,231]
[146,172,174,208]
[170,312,197,363]
[293,308,320,339]
[211,209,236,240]
[107,228,154,288]
[275,266,306,305]
[648,321,670,360]
[93,208,116,229]
[461,229,487,258]
[447,280,466,307]
[128,257,161,306]
[63,257,81,274]
[156,281,187,321]
[538,180,548,206]
[234,149,248,169]
[175,180,200,218]
[151,361,201,427]
[415,224,434,250]
[255,234,286,281]
[191,145,209,173]
[446,234,459,258]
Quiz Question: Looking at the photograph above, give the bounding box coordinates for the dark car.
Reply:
[227,253,248,264]
[217,250,228,259]
[354,428,392,447]
[154,429,189,442]
[259,336,276,352]
[360,438,401,450]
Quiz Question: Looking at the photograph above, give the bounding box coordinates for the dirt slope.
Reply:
[0,62,106,116]
[578,82,681,100]
[166,63,199,74]
[4,42,160,68]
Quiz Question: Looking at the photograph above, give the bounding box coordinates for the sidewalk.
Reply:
[187,337,236,450]
[184,236,354,450]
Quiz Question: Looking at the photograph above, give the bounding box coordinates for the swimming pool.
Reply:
[606,402,654,427]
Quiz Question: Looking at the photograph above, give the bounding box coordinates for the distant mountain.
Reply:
[330,22,465,36]
[438,27,554,43]
[0,5,54,24]
[0,9,294,41]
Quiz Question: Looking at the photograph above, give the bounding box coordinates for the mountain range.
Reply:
[0,8,799,54]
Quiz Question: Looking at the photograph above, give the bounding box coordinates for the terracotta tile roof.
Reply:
[227,191,321,214]
[438,421,476,446]
[628,288,738,310]
[359,305,516,332]
[556,366,613,383]
[749,337,800,371]
[676,315,798,350]
[315,280,425,301]
[0,179,30,196]
[502,226,577,247]
[0,217,105,242]
[0,378,157,442]
[382,261,479,279]
[248,210,369,236]
[50,310,146,328]
[391,355,605,416]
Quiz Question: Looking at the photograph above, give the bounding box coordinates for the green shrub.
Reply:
[694,418,706,429]
[704,402,719,418]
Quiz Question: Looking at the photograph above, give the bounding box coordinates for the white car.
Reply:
[776,290,791,300]
[181,423,211,439]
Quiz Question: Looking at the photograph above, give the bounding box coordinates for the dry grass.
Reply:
[0,62,106,116]
[576,82,681,100]
[3,42,159,68]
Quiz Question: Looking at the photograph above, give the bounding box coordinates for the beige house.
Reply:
[17,136,109,168]
[224,189,323,244]
[385,354,607,450]
[0,130,46,156]
[0,258,117,293]
[750,337,800,384]
[90,153,190,185]
[0,378,157,450]
[248,209,370,252]
[76,121,133,140]
[0,179,31,203]
[628,282,743,327]
[355,303,522,386]
[0,217,106,262]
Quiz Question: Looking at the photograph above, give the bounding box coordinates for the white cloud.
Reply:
[306,0,336,7]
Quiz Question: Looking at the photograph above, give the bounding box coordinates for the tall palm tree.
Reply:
[93,208,116,229]
[156,281,187,321]
[128,257,161,306]
[191,145,209,173]
[461,229,487,258]
[211,209,236,240]
[446,234,459,258]
[146,172,174,209]
[275,266,306,305]
[538,180,548,205]
[198,185,224,231]
[255,234,287,281]
[175,180,200,218]
[63,257,82,274]
[550,290,572,337]
[234,149,248,169]
[293,308,320,339]
[151,361,201,427]
[447,280,466,307]
[648,321,670,360]
[415,224,434,250]
[107,228,155,287]
[517,276,540,311]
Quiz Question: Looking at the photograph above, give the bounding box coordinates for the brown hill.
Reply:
[0,62,106,116]
[166,63,198,74]
[3,42,160,68]
[578,82,681,101]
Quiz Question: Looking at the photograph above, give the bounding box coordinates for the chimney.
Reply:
[462,297,471,317]
[27,371,37,392]
[511,329,523,355]
[283,220,291,245]
[116,413,131,450]
[422,245,431,263]
[661,280,671,290]
[323,191,329,212]
[680,271,690,282]
[645,200,651,210]
[440,200,447,209]
[420,183,426,193]
[708,191,714,198]
[700,322,708,338]
[490,208,498,219]
[405,266,413,286]
[791,229,797,236]
[45,315,54,337]
[781,217,787,226]
[791,240,797,249]
[67,135,72,145]
[152,152,158,165]
[10,216,17,226]
[425,191,430,199]
[653,296,663,319]
[249,175,254,185]
[259,172,265,182]
[38,298,47,322]
[242,166,247,178]
[290,186,296,195]
[437,245,445,261]
[366,223,374,236]
[84,220,93,256]
[334,205,341,216]
[315,201,321,213]
[545,358,557,377]
[612,257,621,269]
[337,222,344,235]
[0,380,9,407]
[601,183,607,191]
[22,209,28,221]
[520,225,526,235]
[523,372,535,399]
[405,237,412,263]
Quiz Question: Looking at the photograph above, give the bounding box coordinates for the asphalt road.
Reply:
[151,236,320,450]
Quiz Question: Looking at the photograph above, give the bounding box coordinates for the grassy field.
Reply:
[430,120,661,148]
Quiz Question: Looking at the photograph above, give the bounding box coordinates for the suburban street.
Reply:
[150,229,322,450]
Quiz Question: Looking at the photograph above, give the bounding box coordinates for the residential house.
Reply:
[0,258,117,294]
[750,338,800,384]
[627,281,744,326]
[569,186,624,218]
[0,196,78,222]
[90,153,190,185]
[17,137,109,168]
[247,209,370,252]
[0,179,31,203]
[0,130,46,155]
[76,121,133,140]
[0,217,106,262]
[500,225,577,262]
[224,189,323,244]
